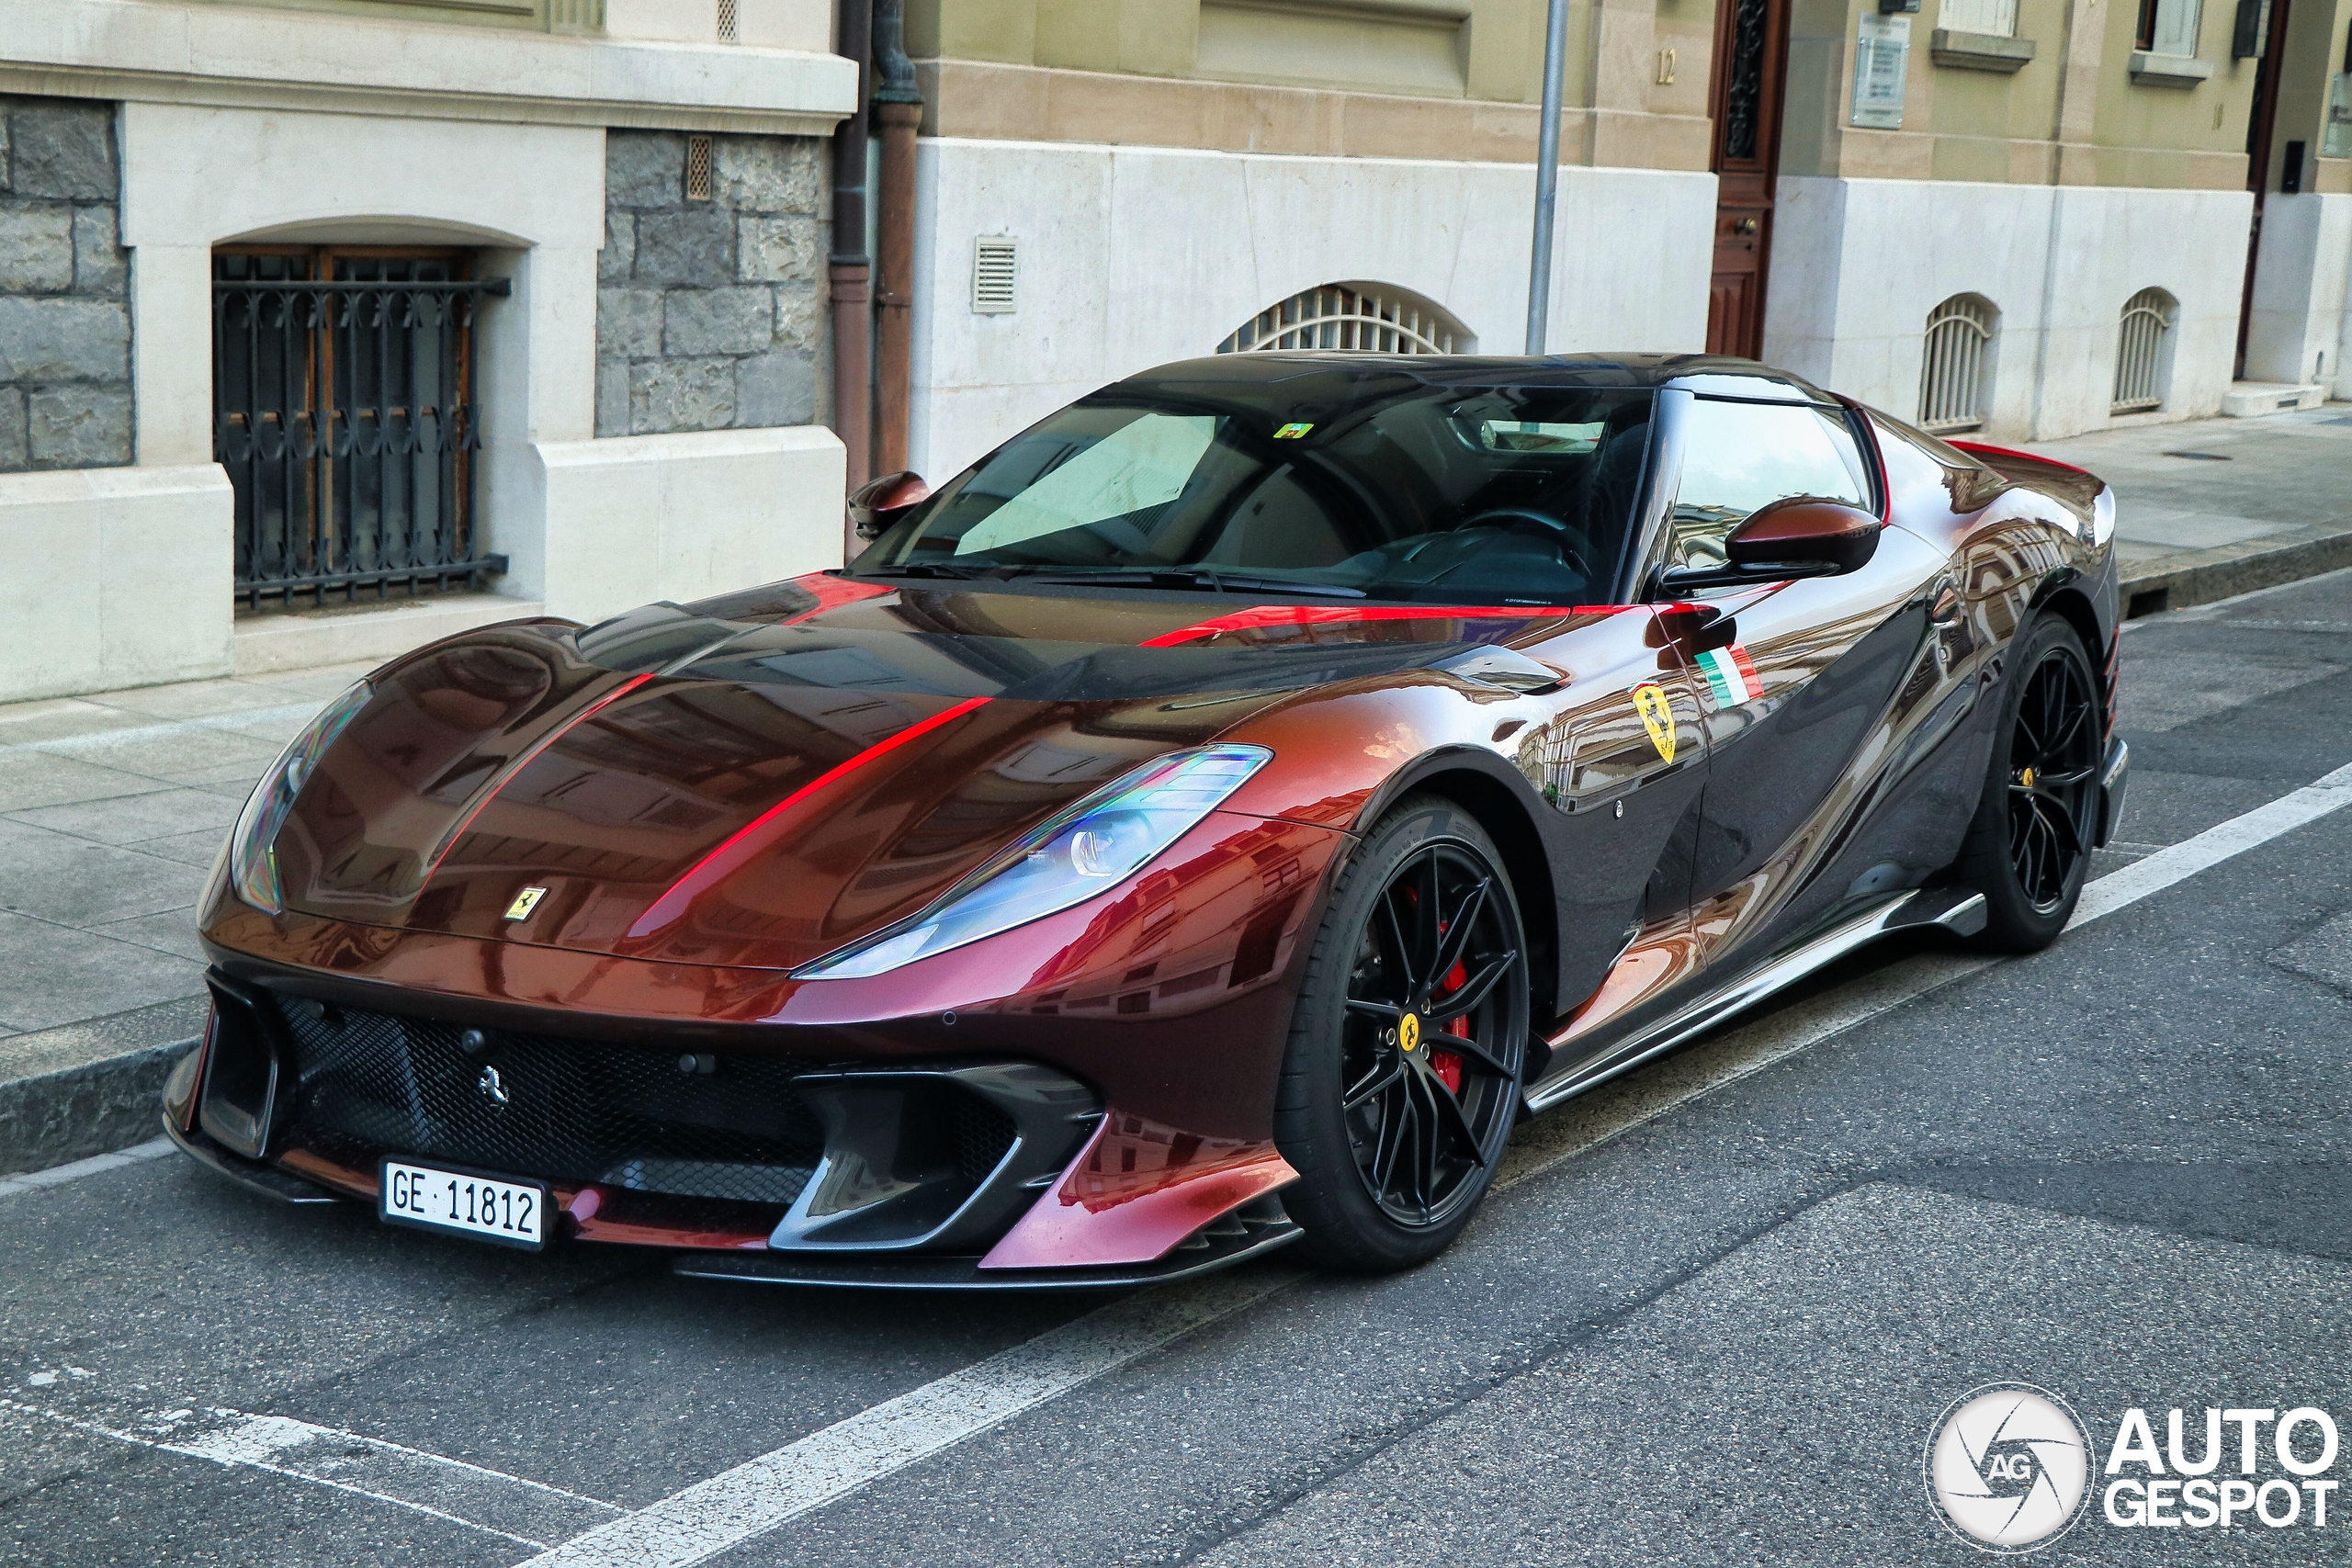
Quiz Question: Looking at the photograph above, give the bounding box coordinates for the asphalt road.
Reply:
[6,570,2352,1567]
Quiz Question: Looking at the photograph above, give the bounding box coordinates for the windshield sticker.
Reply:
[1272,422,1314,439]
[1695,645,1764,706]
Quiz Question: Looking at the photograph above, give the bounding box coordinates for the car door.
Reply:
[1642,390,1953,968]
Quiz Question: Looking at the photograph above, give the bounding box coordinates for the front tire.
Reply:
[1272,794,1530,1272]
[1956,614,2102,951]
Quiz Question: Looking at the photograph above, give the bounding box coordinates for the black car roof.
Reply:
[1116,352,1835,404]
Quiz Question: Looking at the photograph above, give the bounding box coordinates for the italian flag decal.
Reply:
[1695,645,1763,706]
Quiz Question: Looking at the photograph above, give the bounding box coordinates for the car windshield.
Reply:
[852,368,1657,605]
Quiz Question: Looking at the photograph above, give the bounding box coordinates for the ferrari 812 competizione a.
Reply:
[169,353,2127,1284]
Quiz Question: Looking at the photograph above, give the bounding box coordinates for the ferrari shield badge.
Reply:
[1632,683,1676,763]
[503,886,548,922]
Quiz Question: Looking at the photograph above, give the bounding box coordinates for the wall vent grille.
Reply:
[1216,285,1459,355]
[685,135,713,201]
[2111,288,2177,413]
[1919,294,1997,434]
[717,0,739,40]
[973,237,1018,313]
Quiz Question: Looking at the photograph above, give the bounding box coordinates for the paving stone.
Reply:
[35,725,281,780]
[0,199,74,290]
[712,135,821,214]
[596,287,662,358]
[5,100,116,201]
[90,678,311,721]
[0,910,201,1041]
[606,129,684,208]
[5,788,238,848]
[123,828,231,869]
[0,295,130,382]
[662,287,773,356]
[0,752,168,814]
[735,348,816,428]
[0,832,207,926]
[629,356,734,434]
[70,204,126,295]
[91,907,208,965]
[632,205,735,288]
[737,216,820,285]
[26,386,131,468]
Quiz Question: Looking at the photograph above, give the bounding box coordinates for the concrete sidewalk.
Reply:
[4,404,2348,1172]
[2022,402,2352,614]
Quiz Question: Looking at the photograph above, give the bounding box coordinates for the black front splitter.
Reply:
[670,1219,1304,1291]
[162,1114,342,1205]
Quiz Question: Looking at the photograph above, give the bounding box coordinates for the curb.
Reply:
[0,996,205,1177]
[2120,525,2352,618]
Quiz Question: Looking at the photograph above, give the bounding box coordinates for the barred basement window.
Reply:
[685,135,714,201]
[1217,284,1462,354]
[1918,294,1997,434]
[973,237,1017,313]
[2111,288,2177,413]
[213,248,508,610]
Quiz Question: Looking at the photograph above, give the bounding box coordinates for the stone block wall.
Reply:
[0,96,132,472]
[596,130,831,437]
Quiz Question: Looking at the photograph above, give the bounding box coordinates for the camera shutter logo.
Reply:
[1924,1383,2092,1552]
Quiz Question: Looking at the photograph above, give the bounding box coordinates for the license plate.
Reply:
[379,1159,548,1250]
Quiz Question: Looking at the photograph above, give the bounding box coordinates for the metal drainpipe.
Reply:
[872,0,922,477]
[831,0,875,525]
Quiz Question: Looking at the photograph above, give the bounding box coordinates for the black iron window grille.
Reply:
[214,250,511,610]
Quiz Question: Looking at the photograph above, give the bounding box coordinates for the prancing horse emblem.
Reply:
[477,1065,512,1107]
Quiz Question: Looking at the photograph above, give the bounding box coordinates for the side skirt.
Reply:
[1521,886,1986,1114]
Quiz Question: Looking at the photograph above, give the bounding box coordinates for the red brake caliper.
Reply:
[1433,958,1467,1094]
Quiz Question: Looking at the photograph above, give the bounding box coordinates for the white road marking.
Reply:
[519,1268,1300,1568]
[2068,759,2352,930]
[0,1136,174,1198]
[1,1397,624,1550]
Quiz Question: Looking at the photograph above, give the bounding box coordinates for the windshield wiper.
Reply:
[1020,568,1365,599]
[852,561,1001,581]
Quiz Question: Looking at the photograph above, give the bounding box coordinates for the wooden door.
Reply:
[1705,0,1792,358]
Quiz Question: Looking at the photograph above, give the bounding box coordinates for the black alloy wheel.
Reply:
[1274,794,1531,1271]
[2005,644,2100,912]
[1957,615,2102,950]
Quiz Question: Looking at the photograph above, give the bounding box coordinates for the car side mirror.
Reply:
[848,470,931,540]
[1658,497,1882,593]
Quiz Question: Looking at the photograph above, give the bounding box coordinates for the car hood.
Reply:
[266,576,1586,971]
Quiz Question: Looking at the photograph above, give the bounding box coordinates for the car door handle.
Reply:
[1929,584,1963,625]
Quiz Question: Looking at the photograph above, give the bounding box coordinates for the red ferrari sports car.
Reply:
[167,353,2126,1286]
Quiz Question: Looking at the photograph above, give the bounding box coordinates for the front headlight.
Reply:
[793,743,1272,980]
[223,679,373,914]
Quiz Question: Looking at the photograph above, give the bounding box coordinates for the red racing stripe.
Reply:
[624,694,991,941]
[1139,603,1623,647]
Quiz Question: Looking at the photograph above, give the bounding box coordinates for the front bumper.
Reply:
[172,969,1300,1280]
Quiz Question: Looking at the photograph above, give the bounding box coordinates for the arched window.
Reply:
[2112,288,2178,413]
[1216,283,1465,355]
[1918,294,1997,434]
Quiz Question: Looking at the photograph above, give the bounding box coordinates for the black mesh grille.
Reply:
[272,998,824,1206]
[952,1096,1018,1190]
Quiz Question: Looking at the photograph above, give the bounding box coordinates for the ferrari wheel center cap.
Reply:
[1398,1012,1421,1053]
[2020,765,2037,788]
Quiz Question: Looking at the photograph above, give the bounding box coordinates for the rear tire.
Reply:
[1956,615,2102,952]
[1272,794,1530,1272]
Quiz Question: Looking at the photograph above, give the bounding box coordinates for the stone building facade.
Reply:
[0,96,132,472]
[597,130,832,437]
[0,0,853,706]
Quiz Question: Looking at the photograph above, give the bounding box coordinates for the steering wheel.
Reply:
[1457,508,1595,581]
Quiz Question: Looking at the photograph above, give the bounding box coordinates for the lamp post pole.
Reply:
[1524,0,1570,354]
